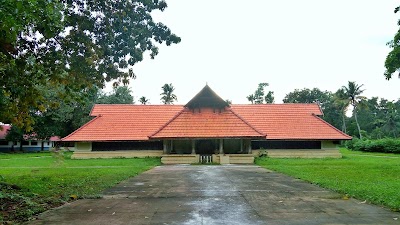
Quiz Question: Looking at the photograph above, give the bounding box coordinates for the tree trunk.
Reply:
[354,107,362,139]
[341,109,347,133]
[41,141,44,151]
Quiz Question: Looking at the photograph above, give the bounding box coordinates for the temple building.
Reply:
[62,85,351,164]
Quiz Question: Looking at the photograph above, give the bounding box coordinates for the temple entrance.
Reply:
[196,139,216,155]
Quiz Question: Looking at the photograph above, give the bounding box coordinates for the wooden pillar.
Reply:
[170,140,173,153]
[248,140,252,154]
[163,140,168,154]
[191,140,196,154]
[219,139,224,154]
[240,139,243,152]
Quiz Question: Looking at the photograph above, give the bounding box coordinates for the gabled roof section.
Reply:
[62,105,183,141]
[185,84,229,109]
[149,108,265,139]
[231,104,351,140]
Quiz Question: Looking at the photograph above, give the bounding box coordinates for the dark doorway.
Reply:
[196,139,216,154]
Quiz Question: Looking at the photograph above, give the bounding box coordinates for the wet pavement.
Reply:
[30,165,399,225]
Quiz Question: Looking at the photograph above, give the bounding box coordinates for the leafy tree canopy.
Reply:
[97,86,134,104]
[139,96,150,105]
[247,83,271,104]
[384,6,400,79]
[283,88,330,104]
[160,83,177,104]
[0,0,180,130]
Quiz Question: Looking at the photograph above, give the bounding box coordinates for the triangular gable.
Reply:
[185,84,229,109]
[149,108,266,139]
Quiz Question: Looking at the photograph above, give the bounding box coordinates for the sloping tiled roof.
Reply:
[231,104,351,140]
[63,105,183,141]
[150,108,265,139]
[62,103,351,141]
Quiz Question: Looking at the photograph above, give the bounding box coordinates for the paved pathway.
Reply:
[31,165,399,225]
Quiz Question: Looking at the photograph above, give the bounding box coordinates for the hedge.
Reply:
[345,138,400,153]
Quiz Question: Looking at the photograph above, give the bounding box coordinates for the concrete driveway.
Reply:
[31,165,399,225]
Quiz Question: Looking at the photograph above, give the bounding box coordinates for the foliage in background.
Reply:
[11,86,136,144]
[345,138,400,153]
[283,85,400,140]
[139,96,150,105]
[97,86,134,104]
[336,81,366,139]
[384,6,400,79]
[0,0,180,130]
[160,83,177,104]
[247,83,274,104]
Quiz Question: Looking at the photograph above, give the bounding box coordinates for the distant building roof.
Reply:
[0,125,60,141]
[0,124,11,140]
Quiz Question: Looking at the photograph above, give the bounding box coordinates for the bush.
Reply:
[345,138,400,153]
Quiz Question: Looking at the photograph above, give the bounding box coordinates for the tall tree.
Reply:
[0,0,180,130]
[139,96,150,105]
[160,83,177,104]
[333,89,349,133]
[384,6,400,80]
[246,94,255,104]
[247,83,270,104]
[338,81,366,139]
[264,91,275,103]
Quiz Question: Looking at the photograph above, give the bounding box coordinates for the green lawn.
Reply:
[256,148,400,211]
[0,151,161,223]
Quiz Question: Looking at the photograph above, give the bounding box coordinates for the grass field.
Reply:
[256,148,400,211]
[0,151,161,223]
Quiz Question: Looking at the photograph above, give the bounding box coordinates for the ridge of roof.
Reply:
[61,116,101,141]
[148,108,187,138]
[228,108,266,137]
[312,114,352,140]
[89,104,96,116]
[316,103,324,116]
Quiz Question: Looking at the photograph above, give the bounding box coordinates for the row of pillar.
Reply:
[163,139,252,154]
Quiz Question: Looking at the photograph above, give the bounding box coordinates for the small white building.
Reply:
[0,124,60,152]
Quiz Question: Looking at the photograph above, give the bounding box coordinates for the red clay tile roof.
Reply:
[149,108,265,139]
[62,103,351,141]
[231,104,351,140]
[63,105,183,141]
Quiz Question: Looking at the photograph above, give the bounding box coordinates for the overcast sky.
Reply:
[109,0,400,104]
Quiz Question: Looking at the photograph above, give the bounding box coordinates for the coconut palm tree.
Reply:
[160,83,177,104]
[246,94,255,104]
[339,81,366,139]
[139,96,150,105]
[334,89,348,134]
